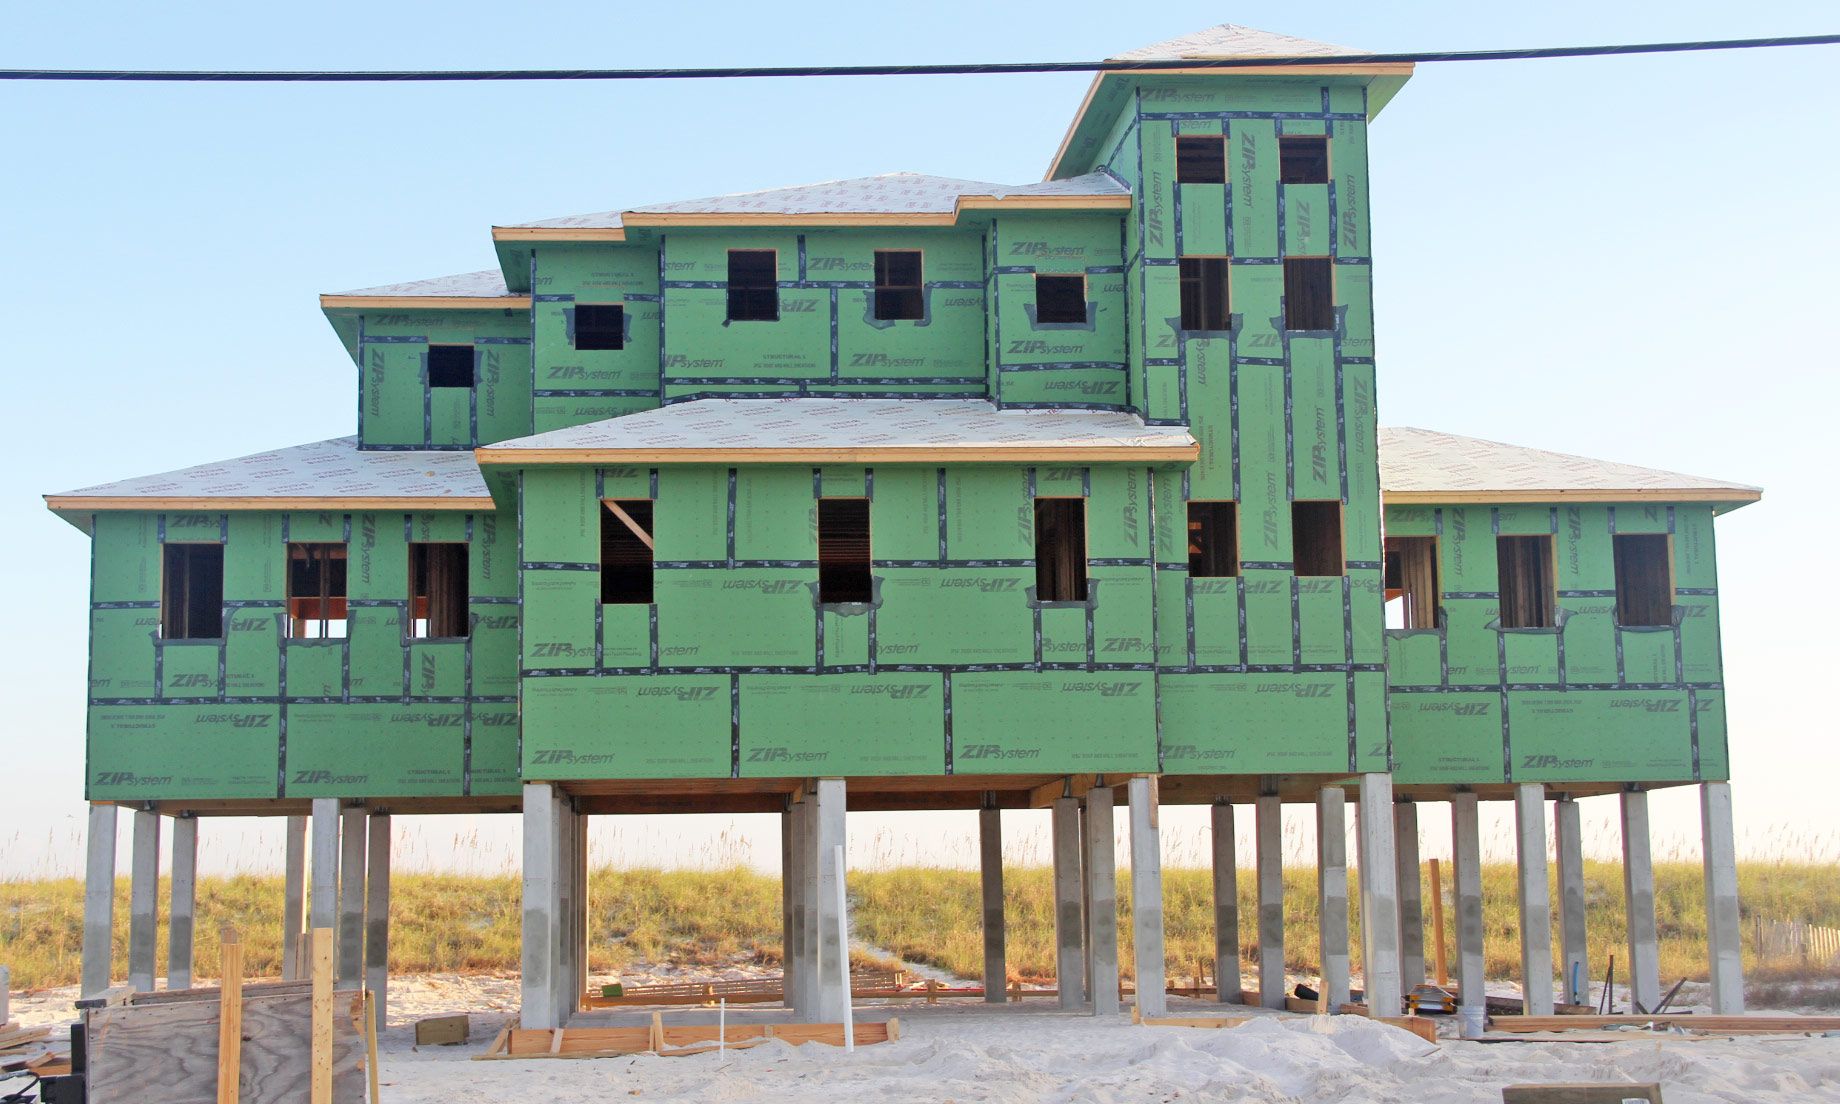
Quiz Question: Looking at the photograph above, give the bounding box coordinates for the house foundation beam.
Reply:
[81,803,118,999]
[1317,786,1351,1010]
[309,798,340,935]
[365,813,392,1022]
[1451,791,1486,1015]
[1255,792,1284,1010]
[1051,795,1086,1008]
[520,783,561,1029]
[1514,783,1555,1015]
[812,778,848,1024]
[1210,800,1239,1005]
[1701,781,1745,1013]
[1085,783,1119,1016]
[281,814,308,981]
[1356,773,1402,1017]
[1394,801,1424,987]
[979,803,1007,1004]
[1554,795,1589,1006]
[1128,777,1166,1018]
[338,805,367,990]
[128,809,161,992]
[1620,787,1661,1012]
[168,814,198,990]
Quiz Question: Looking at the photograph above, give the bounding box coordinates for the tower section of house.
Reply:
[48,22,1763,1028]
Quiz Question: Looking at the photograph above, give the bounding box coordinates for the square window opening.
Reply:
[1187,502,1239,578]
[818,498,873,604]
[873,250,925,321]
[574,304,625,351]
[1175,136,1227,183]
[427,345,475,388]
[1034,498,1088,602]
[1292,501,1344,577]
[288,543,348,639]
[1178,257,1231,331]
[1034,274,1087,325]
[1279,135,1330,185]
[727,250,779,321]
[601,500,655,604]
[1614,533,1673,627]
[1283,257,1334,331]
[1384,535,1440,630]
[161,543,223,640]
[1496,535,1556,629]
[409,542,470,638]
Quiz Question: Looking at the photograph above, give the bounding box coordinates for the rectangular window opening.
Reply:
[1496,535,1556,629]
[600,500,655,604]
[817,498,873,604]
[427,345,475,388]
[1187,502,1239,578]
[287,543,348,639]
[1283,257,1334,331]
[1175,136,1227,183]
[161,543,223,640]
[1279,135,1330,184]
[1033,498,1088,603]
[1292,501,1344,577]
[1178,257,1231,331]
[574,304,625,351]
[1614,533,1674,628]
[1384,536,1440,630]
[1034,274,1087,325]
[727,250,779,321]
[873,250,925,321]
[409,542,470,639]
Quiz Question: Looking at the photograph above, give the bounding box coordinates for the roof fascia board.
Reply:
[476,444,1199,465]
[319,294,530,311]
[494,195,1132,241]
[45,495,495,513]
[492,226,628,242]
[1381,488,1762,507]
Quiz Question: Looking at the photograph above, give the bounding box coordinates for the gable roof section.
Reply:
[476,398,1197,464]
[494,171,1129,235]
[1378,427,1761,509]
[46,437,493,524]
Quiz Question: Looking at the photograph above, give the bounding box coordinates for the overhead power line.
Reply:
[2,33,1838,83]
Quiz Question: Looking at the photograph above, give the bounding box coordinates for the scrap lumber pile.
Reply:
[79,927,378,1104]
[0,1022,52,1056]
[478,1012,899,1060]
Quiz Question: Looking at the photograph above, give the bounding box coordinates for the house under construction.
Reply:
[49,24,1760,1025]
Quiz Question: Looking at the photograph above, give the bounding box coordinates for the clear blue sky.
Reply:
[4,1,1834,877]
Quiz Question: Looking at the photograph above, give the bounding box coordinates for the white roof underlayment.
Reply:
[480,398,1195,457]
[508,170,1128,230]
[48,437,491,504]
[1377,427,1760,501]
[333,270,512,298]
[1111,24,1364,61]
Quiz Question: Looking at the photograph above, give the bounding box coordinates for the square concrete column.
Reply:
[1513,782,1555,1015]
[1316,786,1351,1010]
[81,803,118,998]
[1700,781,1744,1013]
[309,798,340,934]
[780,807,797,1007]
[812,778,849,1024]
[365,814,391,1021]
[1127,777,1166,1019]
[1356,773,1403,1017]
[798,793,822,1018]
[979,804,1006,1003]
[1050,795,1086,1008]
[553,800,578,1022]
[168,815,198,990]
[1619,787,1661,1012]
[128,809,162,992]
[1084,784,1119,1015]
[574,807,590,1007]
[1394,801,1425,987]
[1451,791,1486,1014]
[787,796,812,1017]
[281,814,308,981]
[1553,795,1588,1006]
[1255,793,1284,1010]
[1210,800,1239,1005]
[338,805,367,990]
[1079,801,1094,1000]
[520,783,561,1028]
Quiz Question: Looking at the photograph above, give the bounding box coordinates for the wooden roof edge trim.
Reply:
[490,226,628,241]
[475,443,1200,465]
[44,495,497,513]
[1043,61,1414,180]
[319,294,529,311]
[1380,487,1763,506]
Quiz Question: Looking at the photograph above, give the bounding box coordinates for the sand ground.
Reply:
[10,974,1838,1103]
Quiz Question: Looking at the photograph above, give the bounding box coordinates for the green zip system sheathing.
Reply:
[85,509,519,801]
[1385,501,1729,787]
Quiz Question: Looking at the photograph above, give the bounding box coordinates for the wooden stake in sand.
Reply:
[216,927,243,1104]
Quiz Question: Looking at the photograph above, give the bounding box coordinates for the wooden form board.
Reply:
[1500,1085,1663,1104]
[1136,1007,1439,1045]
[86,989,368,1104]
[1489,1013,1840,1035]
[479,1019,898,1060]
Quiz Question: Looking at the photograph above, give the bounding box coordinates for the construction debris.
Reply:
[476,1014,899,1060]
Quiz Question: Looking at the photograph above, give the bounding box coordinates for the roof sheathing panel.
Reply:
[1377,426,1761,507]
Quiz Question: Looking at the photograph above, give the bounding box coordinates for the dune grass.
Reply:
[4,859,1837,992]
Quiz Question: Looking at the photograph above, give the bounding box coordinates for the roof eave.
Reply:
[1045,61,1415,181]
[45,494,495,515]
[476,444,1199,466]
[319,294,530,311]
[1381,487,1763,511]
